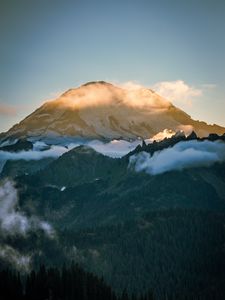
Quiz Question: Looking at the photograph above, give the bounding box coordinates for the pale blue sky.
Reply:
[0,0,225,132]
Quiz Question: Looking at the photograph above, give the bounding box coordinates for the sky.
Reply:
[0,0,225,132]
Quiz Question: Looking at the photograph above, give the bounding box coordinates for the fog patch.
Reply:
[0,180,55,271]
[0,245,31,272]
[0,139,142,168]
[88,139,141,158]
[0,144,68,162]
[0,180,55,238]
[0,128,198,168]
[129,140,225,175]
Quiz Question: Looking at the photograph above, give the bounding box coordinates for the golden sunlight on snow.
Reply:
[151,129,176,141]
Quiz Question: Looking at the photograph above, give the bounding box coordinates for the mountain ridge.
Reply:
[1,132,225,298]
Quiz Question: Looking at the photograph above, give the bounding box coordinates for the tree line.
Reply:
[0,263,154,300]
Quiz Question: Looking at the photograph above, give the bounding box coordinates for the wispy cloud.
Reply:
[116,80,204,109]
[0,140,140,164]
[0,245,31,272]
[89,139,141,157]
[55,81,171,112]
[0,180,55,238]
[43,90,65,104]
[118,81,145,90]
[129,140,225,175]
[0,144,69,163]
[0,180,55,271]
[152,80,202,107]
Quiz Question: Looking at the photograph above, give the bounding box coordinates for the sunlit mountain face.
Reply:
[1,81,224,143]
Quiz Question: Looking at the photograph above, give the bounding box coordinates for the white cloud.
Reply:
[55,81,171,113]
[118,81,145,90]
[153,80,202,107]
[0,245,31,271]
[0,180,56,271]
[0,180,55,238]
[129,140,225,175]
[88,139,141,158]
[0,140,141,167]
[0,144,69,163]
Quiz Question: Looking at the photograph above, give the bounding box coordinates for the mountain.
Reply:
[6,134,224,299]
[1,81,224,143]
[16,134,225,229]
[1,134,225,299]
[1,82,225,300]
[0,157,54,179]
[1,264,154,300]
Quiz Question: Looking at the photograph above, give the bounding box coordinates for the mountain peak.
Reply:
[187,131,198,140]
[0,81,225,142]
[69,144,99,155]
[82,81,113,87]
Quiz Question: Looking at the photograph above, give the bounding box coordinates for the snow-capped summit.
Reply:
[0,81,224,142]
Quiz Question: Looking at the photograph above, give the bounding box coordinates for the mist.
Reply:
[0,139,142,169]
[0,144,70,162]
[0,180,55,270]
[0,128,180,167]
[88,139,141,157]
[0,128,200,172]
[129,140,225,175]
[55,81,172,112]
[0,245,31,271]
[0,180,54,237]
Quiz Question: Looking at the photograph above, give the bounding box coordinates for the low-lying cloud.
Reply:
[0,139,142,168]
[0,180,55,270]
[88,139,141,158]
[0,143,75,172]
[0,180,54,237]
[129,140,225,175]
[0,245,31,272]
[0,144,69,162]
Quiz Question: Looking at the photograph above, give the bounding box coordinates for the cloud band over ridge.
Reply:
[129,140,225,175]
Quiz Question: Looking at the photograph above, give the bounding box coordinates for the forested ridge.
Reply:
[1,134,225,299]
[0,263,154,300]
[59,210,225,299]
